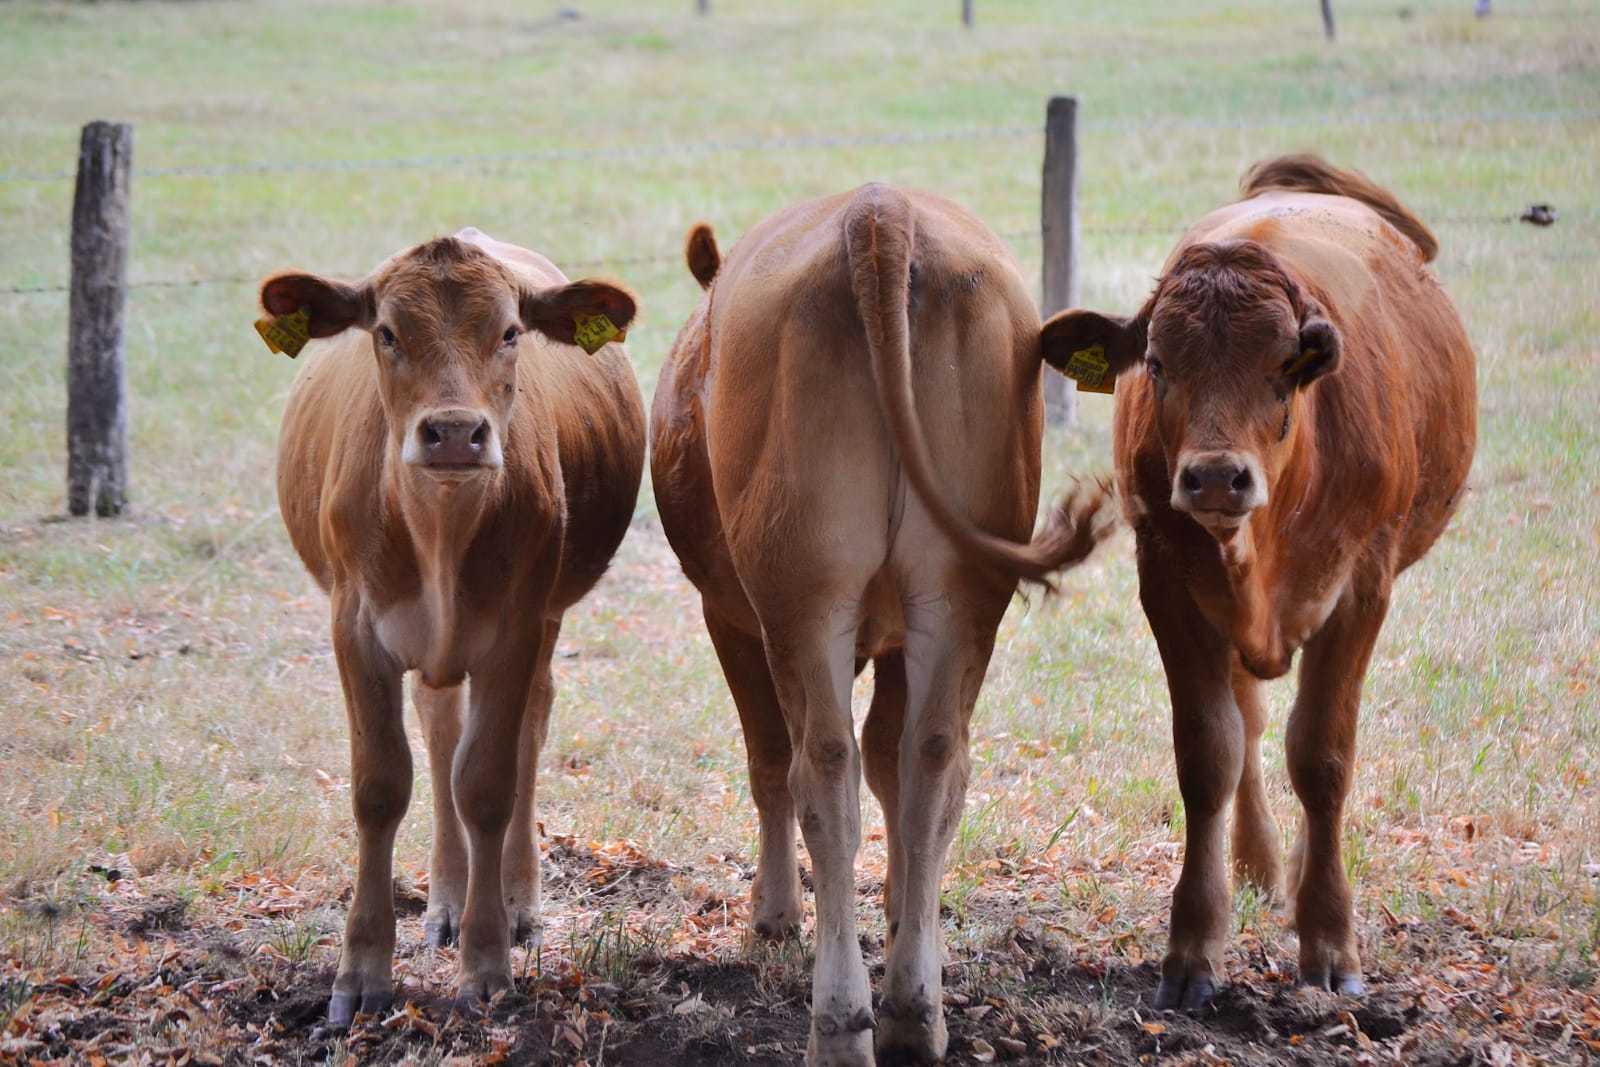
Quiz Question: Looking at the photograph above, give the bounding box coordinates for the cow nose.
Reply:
[417,411,491,468]
[1174,452,1266,515]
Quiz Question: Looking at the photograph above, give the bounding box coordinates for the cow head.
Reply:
[260,238,635,485]
[1042,239,1340,537]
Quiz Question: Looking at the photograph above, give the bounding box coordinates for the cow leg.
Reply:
[328,590,410,1028]
[764,608,873,1067]
[704,606,802,939]
[1231,662,1283,901]
[861,651,908,957]
[877,597,993,1064]
[504,620,558,945]
[451,643,539,1006]
[1139,552,1241,1011]
[414,678,469,947]
[1286,587,1387,995]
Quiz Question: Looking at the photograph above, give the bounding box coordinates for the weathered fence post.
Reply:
[66,120,132,518]
[1474,0,1491,16]
[1320,0,1337,39]
[697,0,709,13]
[1041,96,1078,427]
[962,0,974,28]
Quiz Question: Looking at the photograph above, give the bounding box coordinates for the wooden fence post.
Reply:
[1320,0,1337,39]
[1041,96,1078,427]
[962,0,974,28]
[697,0,709,13]
[66,120,132,518]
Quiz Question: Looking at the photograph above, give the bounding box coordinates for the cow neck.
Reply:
[1214,398,1317,680]
[388,455,502,671]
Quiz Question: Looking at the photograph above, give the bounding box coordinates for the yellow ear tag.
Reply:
[253,307,312,358]
[1063,343,1115,394]
[572,313,623,355]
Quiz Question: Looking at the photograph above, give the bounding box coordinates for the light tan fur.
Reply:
[652,184,1107,1065]
[267,229,644,1024]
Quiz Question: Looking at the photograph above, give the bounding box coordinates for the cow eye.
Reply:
[501,326,520,346]
[1146,356,1164,379]
[376,325,397,348]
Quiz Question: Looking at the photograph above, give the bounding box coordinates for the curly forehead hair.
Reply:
[1146,239,1309,345]
[371,237,520,328]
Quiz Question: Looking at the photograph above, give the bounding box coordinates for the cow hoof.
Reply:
[1153,973,1216,1011]
[453,970,512,1015]
[327,987,393,1029]
[511,911,544,947]
[752,912,801,941]
[1300,968,1366,996]
[423,907,458,948]
[876,994,945,1064]
[809,1010,876,1067]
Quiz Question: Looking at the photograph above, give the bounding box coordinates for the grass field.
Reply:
[2,0,1598,1063]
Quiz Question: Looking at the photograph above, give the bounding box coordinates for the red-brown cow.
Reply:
[1041,156,1476,1007]
[652,184,1107,1065]
[260,229,645,1024]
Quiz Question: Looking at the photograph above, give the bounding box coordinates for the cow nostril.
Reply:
[469,422,487,449]
[421,422,442,448]
[1180,469,1201,494]
[1231,468,1252,492]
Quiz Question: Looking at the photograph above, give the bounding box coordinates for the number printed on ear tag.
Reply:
[253,307,312,358]
[1064,343,1115,394]
[573,313,623,354]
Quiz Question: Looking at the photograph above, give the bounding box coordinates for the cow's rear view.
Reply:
[1042,155,1476,1007]
[652,184,1106,1065]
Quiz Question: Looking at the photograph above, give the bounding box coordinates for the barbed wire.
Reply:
[1,212,1582,298]
[2,107,1595,184]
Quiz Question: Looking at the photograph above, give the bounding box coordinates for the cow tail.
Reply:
[843,183,1112,588]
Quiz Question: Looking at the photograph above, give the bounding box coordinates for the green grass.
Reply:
[1,0,1597,1025]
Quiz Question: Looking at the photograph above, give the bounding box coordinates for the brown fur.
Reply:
[651,184,1106,1065]
[267,229,645,1024]
[1041,155,1476,1006]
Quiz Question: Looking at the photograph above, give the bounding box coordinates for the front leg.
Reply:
[1286,582,1389,995]
[328,587,410,1028]
[1139,546,1244,1011]
[452,635,541,1006]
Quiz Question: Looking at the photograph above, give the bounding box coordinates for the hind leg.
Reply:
[1231,662,1283,901]
[414,678,468,947]
[705,605,803,940]
[502,620,558,946]
[875,590,999,1065]
[761,603,874,1066]
[861,651,908,954]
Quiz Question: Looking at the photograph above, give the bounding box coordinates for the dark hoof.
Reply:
[1300,968,1366,996]
[424,915,457,948]
[327,988,393,1028]
[512,916,544,947]
[751,917,801,941]
[1153,974,1216,1011]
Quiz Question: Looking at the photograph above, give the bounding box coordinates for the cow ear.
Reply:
[520,279,638,350]
[259,273,373,338]
[1040,309,1147,382]
[1285,314,1341,389]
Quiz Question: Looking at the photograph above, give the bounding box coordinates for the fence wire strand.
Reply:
[2,107,1595,184]
[0,212,1582,297]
